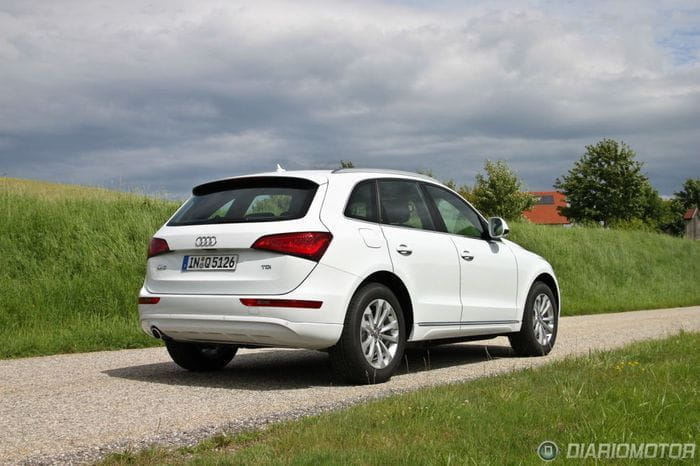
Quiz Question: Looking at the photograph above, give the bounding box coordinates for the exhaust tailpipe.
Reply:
[151,326,162,339]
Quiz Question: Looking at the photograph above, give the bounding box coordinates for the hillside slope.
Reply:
[1,177,699,358]
[509,222,700,314]
[1,178,177,358]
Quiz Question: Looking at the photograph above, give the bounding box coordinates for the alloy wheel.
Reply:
[360,298,400,369]
[532,293,555,346]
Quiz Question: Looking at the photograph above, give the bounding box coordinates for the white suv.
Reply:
[139,169,560,383]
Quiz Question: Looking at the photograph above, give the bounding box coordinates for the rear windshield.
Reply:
[168,177,318,226]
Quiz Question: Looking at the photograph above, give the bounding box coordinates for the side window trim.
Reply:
[377,178,386,224]
[374,179,383,223]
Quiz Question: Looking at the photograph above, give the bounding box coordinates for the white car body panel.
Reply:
[139,169,560,350]
[380,224,462,325]
[504,238,561,322]
[450,235,519,323]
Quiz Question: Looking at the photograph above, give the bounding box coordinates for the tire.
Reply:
[509,281,558,356]
[165,340,237,372]
[330,283,406,384]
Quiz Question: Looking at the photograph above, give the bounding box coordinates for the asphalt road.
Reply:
[1,306,699,465]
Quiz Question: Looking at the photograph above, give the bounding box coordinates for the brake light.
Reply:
[251,232,332,261]
[139,297,161,304]
[240,299,322,309]
[148,237,170,258]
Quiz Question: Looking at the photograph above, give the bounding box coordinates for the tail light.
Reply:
[148,237,170,258]
[251,232,332,261]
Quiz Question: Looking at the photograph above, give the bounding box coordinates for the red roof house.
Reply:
[523,191,570,225]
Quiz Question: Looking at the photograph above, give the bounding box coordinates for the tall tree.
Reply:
[659,198,686,236]
[638,182,665,227]
[675,178,700,209]
[554,139,649,226]
[471,160,536,220]
[660,178,700,236]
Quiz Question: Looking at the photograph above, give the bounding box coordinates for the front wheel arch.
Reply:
[525,272,560,320]
[510,280,559,356]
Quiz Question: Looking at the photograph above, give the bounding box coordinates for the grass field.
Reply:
[102,332,700,465]
[0,178,177,358]
[508,222,700,315]
[1,177,699,358]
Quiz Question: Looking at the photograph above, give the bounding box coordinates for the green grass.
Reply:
[508,222,700,314]
[1,177,699,358]
[102,332,700,465]
[0,178,178,358]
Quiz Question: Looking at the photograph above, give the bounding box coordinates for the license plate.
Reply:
[182,254,238,272]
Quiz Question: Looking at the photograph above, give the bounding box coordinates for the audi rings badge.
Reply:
[195,236,217,248]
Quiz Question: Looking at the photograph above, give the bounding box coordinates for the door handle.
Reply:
[461,250,475,261]
[396,244,412,256]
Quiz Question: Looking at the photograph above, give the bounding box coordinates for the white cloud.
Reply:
[0,0,698,195]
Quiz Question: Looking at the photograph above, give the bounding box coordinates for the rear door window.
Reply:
[168,177,318,226]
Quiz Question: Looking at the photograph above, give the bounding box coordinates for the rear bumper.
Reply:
[138,263,356,349]
[140,310,342,349]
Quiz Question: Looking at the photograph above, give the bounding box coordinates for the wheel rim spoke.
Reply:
[375,300,388,326]
[542,300,552,316]
[361,314,373,331]
[535,295,543,312]
[361,336,372,353]
[375,341,383,366]
[374,341,383,366]
[380,320,398,333]
[366,338,376,360]
[377,340,390,368]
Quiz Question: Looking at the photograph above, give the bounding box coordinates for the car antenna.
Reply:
[276,164,286,172]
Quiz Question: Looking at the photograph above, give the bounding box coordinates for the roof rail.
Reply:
[331,168,439,182]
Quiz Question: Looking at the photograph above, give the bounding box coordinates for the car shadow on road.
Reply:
[103,342,515,391]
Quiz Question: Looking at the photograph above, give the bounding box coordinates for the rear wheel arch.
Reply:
[355,271,414,339]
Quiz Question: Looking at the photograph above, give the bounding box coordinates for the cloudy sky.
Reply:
[1,0,698,197]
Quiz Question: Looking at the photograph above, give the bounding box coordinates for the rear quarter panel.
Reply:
[318,175,394,278]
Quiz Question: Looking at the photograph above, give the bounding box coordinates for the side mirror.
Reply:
[488,217,509,239]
